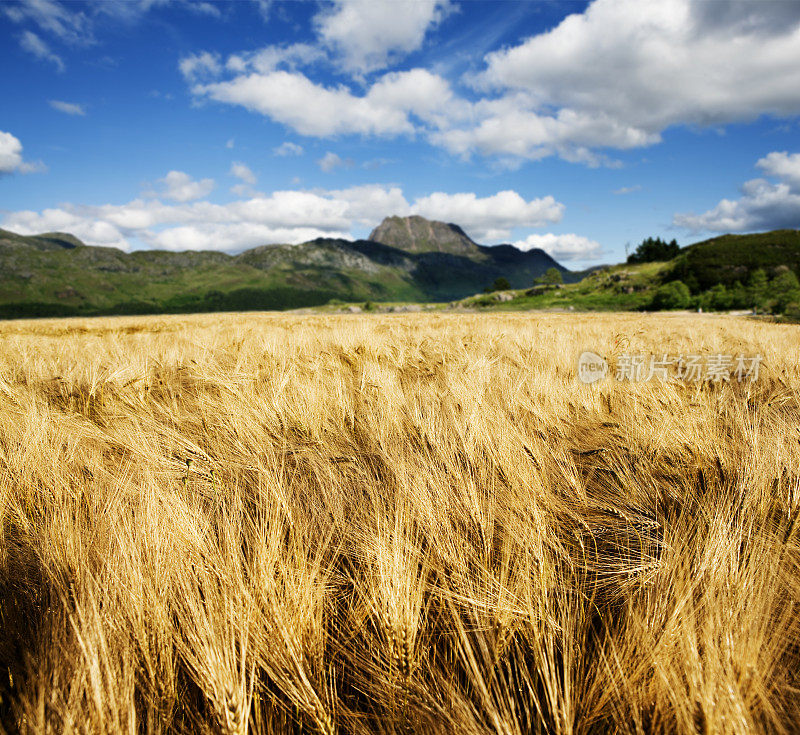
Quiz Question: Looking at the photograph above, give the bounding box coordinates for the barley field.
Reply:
[0,311,798,734]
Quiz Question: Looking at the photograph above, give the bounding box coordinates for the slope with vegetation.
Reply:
[461,229,800,318]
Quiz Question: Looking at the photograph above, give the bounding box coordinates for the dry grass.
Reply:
[0,311,799,734]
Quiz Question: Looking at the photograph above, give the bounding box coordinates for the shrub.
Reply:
[486,277,511,292]
[650,280,691,310]
[534,267,563,286]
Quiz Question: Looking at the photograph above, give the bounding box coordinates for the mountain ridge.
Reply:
[0,216,576,318]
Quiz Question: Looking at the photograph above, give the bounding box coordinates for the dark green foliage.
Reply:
[535,267,563,286]
[649,280,691,310]
[748,269,768,308]
[669,229,800,291]
[627,236,680,264]
[770,269,800,313]
[490,277,511,292]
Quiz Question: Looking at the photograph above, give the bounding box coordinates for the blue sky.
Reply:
[1,0,800,269]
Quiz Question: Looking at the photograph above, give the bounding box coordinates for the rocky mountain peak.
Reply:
[368,215,481,255]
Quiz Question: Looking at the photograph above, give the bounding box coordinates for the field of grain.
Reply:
[0,311,798,734]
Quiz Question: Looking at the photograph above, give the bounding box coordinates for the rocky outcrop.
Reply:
[368,215,482,256]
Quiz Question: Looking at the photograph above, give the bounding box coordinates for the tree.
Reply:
[771,269,800,313]
[650,280,691,310]
[627,237,680,264]
[748,268,768,308]
[488,277,511,292]
[535,267,563,286]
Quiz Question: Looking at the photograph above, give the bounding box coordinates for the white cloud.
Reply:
[253,0,272,21]
[472,0,800,149]
[0,192,354,252]
[0,131,26,174]
[614,185,642,195]
[0,186,384,251]
[273,141,304,156]
[192,66,467,142]
[314,0,453,75]
[512,233,603,261]
[185,1,220,17]
[155,170,215,202]
[317,152,352,172]
[411,190,564,241]
[3,207,129,249]
[49,99,85,115]
[147,223,345,252]
[226,43,324,74]
[229,161,256,185]
[1,183,568,254]
[0,130,45,175]
[430,100,653,164]
[184,0,800,166]
[673,151,800,232]
[225,138,235,149]
[757,151,800,190]
[329,184,411,225]
[179,51,222,81]
[19,30,64,71]
[193,70,417,137]
[5,0,93,45]
[366,68,468,127]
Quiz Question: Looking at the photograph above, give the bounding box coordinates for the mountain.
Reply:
[369,215,482,255]
[0,218,576,318]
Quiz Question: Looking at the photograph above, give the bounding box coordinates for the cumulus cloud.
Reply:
[194,70,410,137]
[225,43,324,75]
[512,233,603,261]
[273,141,304,156]
[328,184,411,224]
[49,99,85,115]
[317,152,354,172]
[192,66,466,141]
[1,192,355,252]
[757,151,800,190]
[1,183,567,254]
[229,161,256,185]
[411,190,564,241]
[473,0,800,146]
[183,0,800,166]
[0,131,27,174]
[154,171,215,202]
[19,30,64,71]
[673,151,800,232]
[0,130,45,175]
[314,0,453,75]
[179,51,222,81]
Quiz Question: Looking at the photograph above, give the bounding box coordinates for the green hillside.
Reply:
[669,229,800,291]
[4,223,799,319]
[454,229,800,318]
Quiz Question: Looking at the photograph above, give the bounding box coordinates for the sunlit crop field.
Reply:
[1,311,799,734]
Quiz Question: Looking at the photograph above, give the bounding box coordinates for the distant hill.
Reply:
[668,229,800,291]
[0,218,577,318]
